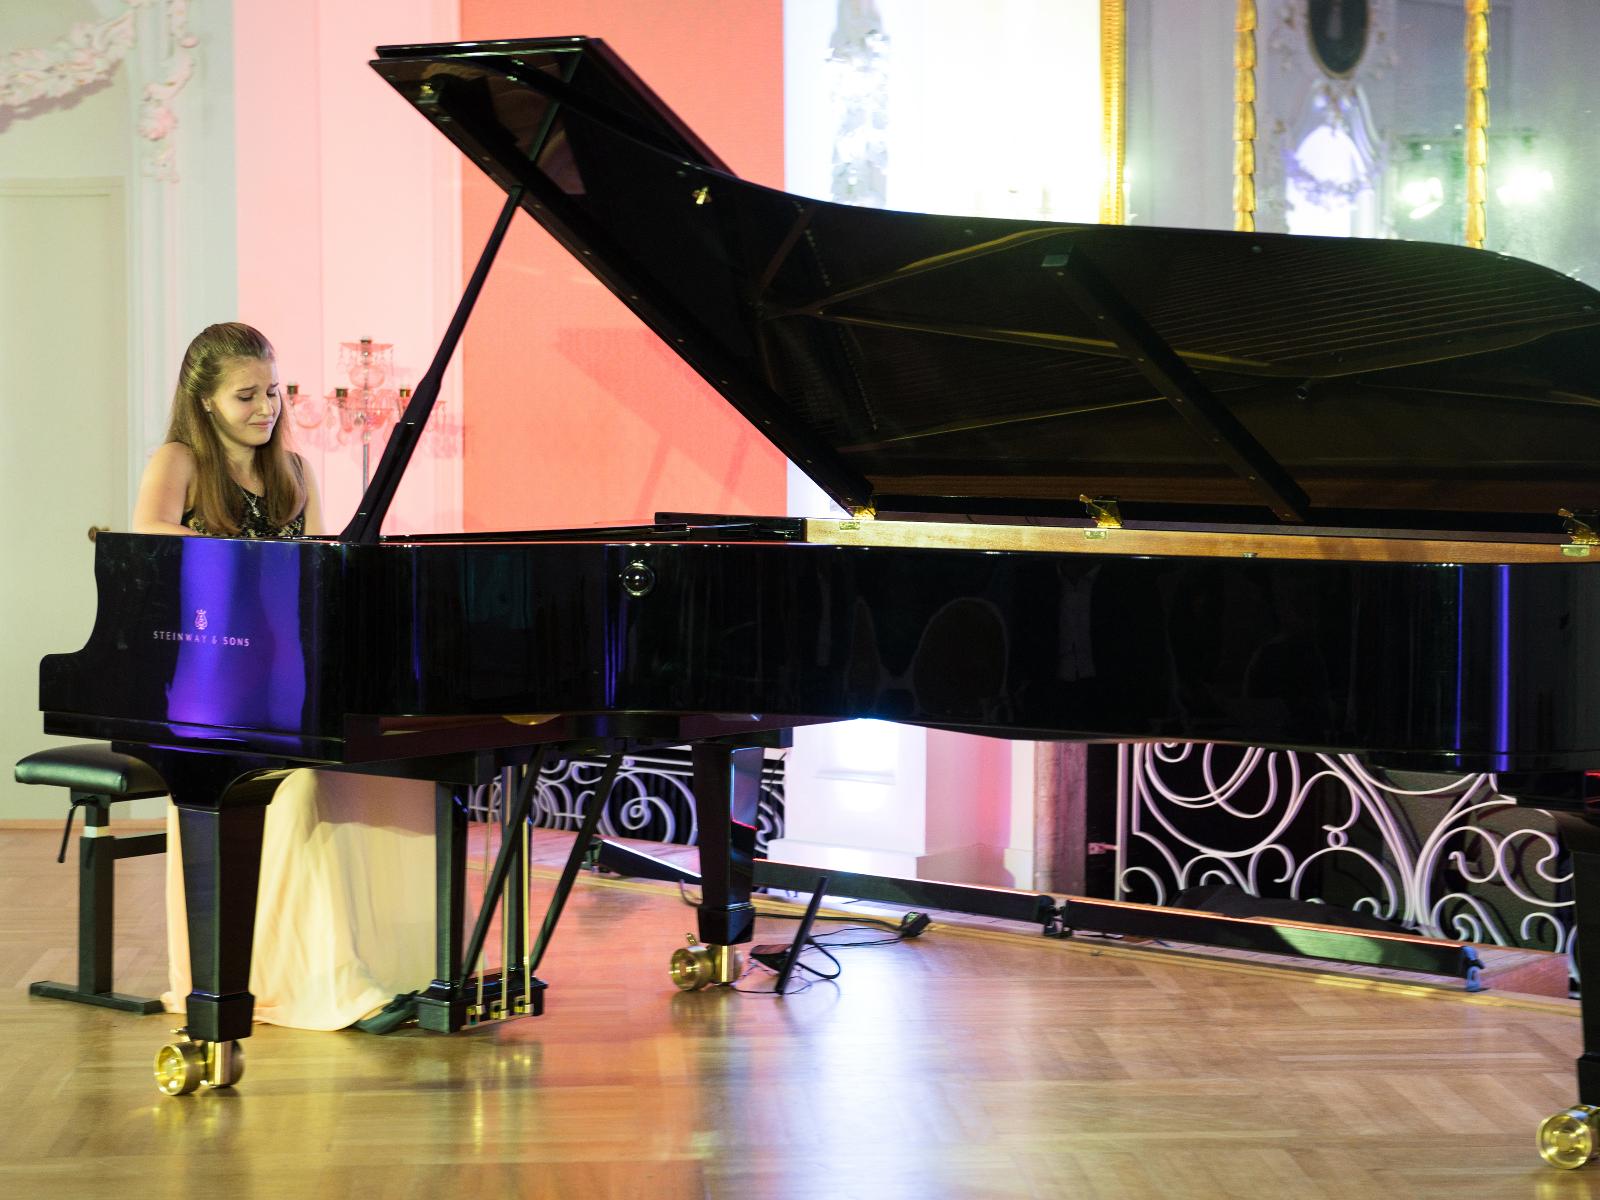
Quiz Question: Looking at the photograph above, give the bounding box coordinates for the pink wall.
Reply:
[225,1,1025,881]
[926,730,1016,856]
[233,1,784,534]
[458,2,788,531]
[234,0,461,535]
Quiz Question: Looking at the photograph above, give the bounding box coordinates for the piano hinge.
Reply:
[1559,508,1599,547]
[1080,494,1123,530]
[848,505,876,520]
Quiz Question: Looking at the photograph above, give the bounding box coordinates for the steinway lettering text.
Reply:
[151,630,252,646]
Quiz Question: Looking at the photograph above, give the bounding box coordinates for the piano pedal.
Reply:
[462,981,536,1024]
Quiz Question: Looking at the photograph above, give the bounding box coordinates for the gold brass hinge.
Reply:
[1559,508,1599,545]
[1080,495,1123,529]
[848,505,876,520]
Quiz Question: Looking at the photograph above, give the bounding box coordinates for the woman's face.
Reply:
[206,356,281,456]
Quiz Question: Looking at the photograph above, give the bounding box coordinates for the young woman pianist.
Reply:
[132,321,433,1031]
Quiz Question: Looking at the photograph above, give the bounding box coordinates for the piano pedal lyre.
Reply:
[1539,1105,1600,1169]
[153,1030,245,1096]
[467,766,537,1027]
[669,935,743,991]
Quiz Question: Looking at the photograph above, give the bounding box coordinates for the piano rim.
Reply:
[347,518,1597,564]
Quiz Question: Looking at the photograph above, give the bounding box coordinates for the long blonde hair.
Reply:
[166,322,305,536]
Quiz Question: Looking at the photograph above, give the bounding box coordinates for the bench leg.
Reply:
[29,792,164,1014]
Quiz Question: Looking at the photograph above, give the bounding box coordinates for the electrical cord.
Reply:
[734,939,842,995]
[677,879,934,941]
[675,878,931,995]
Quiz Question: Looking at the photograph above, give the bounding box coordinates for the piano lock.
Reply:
[621,560,656,597]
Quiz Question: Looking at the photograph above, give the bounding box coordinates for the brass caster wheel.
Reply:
[203,1039,245,1089]
[154,1034,246,1095]
[1538,1104,1600,1169]
[154,1036,205,1097]
[669,935,742,991]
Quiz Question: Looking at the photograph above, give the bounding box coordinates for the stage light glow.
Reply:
[1496,165,1554,207]
[832,718,900,776]
[1400,176,1443,220]
[829,778,893,813]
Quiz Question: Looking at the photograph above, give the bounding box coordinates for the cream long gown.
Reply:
[164,769,437,1030]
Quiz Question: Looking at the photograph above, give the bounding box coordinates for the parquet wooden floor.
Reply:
[3,823,1599,1200]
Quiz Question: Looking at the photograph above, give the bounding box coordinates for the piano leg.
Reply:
[673,743,763,989]
[1574,843,1600,1104]
[135,749,283,1096]
[417,782,472,1033]
[1538,812,1600,1167]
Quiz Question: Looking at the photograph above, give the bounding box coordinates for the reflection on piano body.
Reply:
[37,37,1600,1148]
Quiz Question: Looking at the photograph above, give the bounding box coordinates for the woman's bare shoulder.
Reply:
[140,441,197,492]
[132,441,201,534]
[149,441,197,472]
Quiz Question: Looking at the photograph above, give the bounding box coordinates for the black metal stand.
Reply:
[591,840,1483,984]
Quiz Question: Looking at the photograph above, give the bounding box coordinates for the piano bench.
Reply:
[14,745,169,1015]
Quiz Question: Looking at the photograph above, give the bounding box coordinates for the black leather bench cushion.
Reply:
[15,745,167,798]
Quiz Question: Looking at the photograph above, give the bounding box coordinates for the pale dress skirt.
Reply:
[163,769,436,1030]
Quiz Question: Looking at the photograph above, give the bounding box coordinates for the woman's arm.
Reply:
[131,442,197,535]
[300,457,325,536]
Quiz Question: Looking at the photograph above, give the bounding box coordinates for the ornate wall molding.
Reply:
[135,0,197,182]
[826,0,889,207]
[1256,0,1397,232]
[0,7,137,119]
[1115,742,1573,965]
[1,0,196,179]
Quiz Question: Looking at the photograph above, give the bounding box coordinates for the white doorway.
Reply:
[0,180,129,818]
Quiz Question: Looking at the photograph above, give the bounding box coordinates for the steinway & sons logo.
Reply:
[150,608,252,647]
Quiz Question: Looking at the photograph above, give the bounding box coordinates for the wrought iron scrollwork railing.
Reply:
[1114,743,1574,964]
[466,750,786,856]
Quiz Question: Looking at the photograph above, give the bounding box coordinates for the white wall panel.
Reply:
[0,183,127,818]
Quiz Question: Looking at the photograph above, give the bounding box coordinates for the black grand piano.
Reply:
[37,36,1600,1165]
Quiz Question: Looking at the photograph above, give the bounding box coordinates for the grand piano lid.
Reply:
[374,36,1600,536]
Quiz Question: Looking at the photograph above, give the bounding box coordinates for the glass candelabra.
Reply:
[287,338,460,489]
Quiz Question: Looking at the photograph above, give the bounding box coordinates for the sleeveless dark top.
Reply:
[183,481,306,539]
